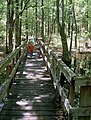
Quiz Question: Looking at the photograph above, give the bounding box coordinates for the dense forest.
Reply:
[0,1,91,119]
[0,0,91,75]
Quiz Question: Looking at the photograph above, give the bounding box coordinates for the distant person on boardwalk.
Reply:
[28,32,35,58]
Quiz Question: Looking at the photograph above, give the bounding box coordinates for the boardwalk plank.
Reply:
[0,44,64,120]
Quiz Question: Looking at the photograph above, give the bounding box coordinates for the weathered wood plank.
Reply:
[0,50,26,103]
[0,115,61,120]
[74,76,91,86]
[79,86,91,120]
[70,107,91,117]
[0,41,27,73]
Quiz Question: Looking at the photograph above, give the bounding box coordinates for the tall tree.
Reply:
[18,0,23,46]
[72,3,77,48]
[6,0,10,53]
[25,1,28,40]
[56,0,71,67]
[6,0,14,53]
[47,1,50,37]
[15,0,19,48]
[41,0,44,42]
[56,0,71,89]
[35,0,38,40]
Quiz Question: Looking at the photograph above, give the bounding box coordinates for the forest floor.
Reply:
[0,34,91,62]
[49,34,91,57]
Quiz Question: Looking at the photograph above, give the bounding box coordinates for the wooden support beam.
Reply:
[79,86,91,120]
[70,107,91,117]
[74,77,91,86]
[0,42,27,103]
[39,40,91,120]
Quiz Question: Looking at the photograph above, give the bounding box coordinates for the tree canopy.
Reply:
[0,0,91,66]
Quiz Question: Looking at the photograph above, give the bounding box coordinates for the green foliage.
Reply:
[0,1,6,38]
[0,0,91,52]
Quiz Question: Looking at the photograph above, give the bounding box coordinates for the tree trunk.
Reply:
[18,0,23,46]
[15,0,19,48]
[25,3,28,40]
[36,0,38,40]
[56,0,71,67]
[6,0,14,53]
[6,0,10,53]
[70,17,73,51]
[52,1,56,34]
[47,3,50,37]
[56,0,71,87]
[72,4,77,48]
[41,0,44,42]
[68,0,71,37]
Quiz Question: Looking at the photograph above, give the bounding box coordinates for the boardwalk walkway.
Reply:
[0,44,64,120]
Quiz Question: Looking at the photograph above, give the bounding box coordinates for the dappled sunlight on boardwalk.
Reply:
[0,44,64,120]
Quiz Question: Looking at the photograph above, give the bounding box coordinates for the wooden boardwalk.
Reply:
[0,44,64,120]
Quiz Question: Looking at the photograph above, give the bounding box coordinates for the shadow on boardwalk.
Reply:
[0,44,64,120]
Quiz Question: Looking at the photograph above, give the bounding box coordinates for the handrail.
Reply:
[39,40,75,82]
[39,39,91,120]
[0,41,28,103]
[39,40,74,109]
[0,41,27,73]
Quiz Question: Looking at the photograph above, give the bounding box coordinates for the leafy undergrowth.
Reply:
[47,34,91,76]
[0,72,7,85]
[0,44,5,62]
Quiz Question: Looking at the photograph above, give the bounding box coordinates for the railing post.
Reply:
[69,79,75,106]
[68,79,75,120]
[79,86,91,120]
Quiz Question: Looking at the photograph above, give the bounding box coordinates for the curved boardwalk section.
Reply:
[0,44,64,120]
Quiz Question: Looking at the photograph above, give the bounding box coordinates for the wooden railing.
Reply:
[0,41,28,103]
[39,39,91,120]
